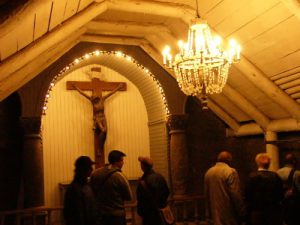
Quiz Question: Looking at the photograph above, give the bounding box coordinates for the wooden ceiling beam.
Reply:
[227,117,300,136]
[0,0,52,38]
[103,0,194,24]
[235,57,300,120]
[80,34,148,46]
[0,28,84,100]
[280,0,300,19]
[85,20,178,49]
[0,1,107,91]
[79,34,175,79]
[207,98,241,131]
[222,85,270,128]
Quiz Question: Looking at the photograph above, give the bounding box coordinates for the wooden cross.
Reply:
[66,75,126,168]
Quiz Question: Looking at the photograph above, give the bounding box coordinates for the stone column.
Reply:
[167,114,189,196]
[21,117,44,208]
[265,131,279,171]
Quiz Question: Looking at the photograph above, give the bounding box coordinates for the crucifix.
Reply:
[66,67,127,167]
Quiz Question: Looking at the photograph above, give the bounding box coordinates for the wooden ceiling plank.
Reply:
[291,93,300,99]
[34,1,53,40]
[280,0,300,19]
[0,0,53,39]
[262,49,300,76]
[0,30,17,61]
[197,0,223,16]
[0,1,107,84]
[49,0,68,31]
[64,0,81,20]
[242,16,298,59]
[16,13,34,51]
[0,28,84,101]
[78,0,94,12]
[228,3,292,44]
[203,0,253,27]
[270,66,300,80]
[215,0,280,38]
[274,72,300,84]
[279,78,300,89]
[285,85,300,95]
[247,27,300,71]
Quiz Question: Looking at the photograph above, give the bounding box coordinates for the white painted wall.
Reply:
[42,64,150,206]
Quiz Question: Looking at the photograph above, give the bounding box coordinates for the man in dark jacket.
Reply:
[64,156,97,225]
[245,153,284,225]
[136,156,170,225]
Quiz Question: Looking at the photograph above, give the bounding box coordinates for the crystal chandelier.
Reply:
[162,2,241,108]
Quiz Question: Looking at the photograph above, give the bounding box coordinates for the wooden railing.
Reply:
[0,203,137,225]
[0,207,63,225]
[0,195,206,225]
[170,195,206,225]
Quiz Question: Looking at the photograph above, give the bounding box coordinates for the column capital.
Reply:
[167,114,189,131]
[21,117,41,135]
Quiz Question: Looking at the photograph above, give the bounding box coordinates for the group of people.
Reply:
[63,150,169,225]
[205,151,300,225]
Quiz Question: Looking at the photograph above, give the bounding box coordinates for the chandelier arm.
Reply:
[195,0,200,18]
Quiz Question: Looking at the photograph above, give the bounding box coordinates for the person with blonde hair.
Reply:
[245,153,284,225]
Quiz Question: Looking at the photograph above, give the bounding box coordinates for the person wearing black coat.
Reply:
[245,153,284,225]
[136,156,170,225]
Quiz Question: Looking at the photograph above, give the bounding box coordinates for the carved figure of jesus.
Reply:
[73,82,124,152]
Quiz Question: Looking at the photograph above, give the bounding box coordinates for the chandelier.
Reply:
[162,3,241,108]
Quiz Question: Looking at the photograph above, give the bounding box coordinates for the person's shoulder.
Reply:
[293,170,300,179]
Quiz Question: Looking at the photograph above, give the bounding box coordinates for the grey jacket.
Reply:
[91,164,132,217]
[204,162,245,225]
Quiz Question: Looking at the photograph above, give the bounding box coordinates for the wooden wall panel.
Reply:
[42,65,150,206]
[149,122,169,181]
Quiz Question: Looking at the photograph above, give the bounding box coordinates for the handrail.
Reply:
[0,204,137,225]
[171,194,205,202]
[0,196,205,225]
[170,194,206,224]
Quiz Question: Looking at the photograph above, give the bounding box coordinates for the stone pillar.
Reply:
[167,114,189,196]
[21,117,44,208]
[265,131,279,171]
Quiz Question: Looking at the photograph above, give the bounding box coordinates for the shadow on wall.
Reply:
[0,92,23,211]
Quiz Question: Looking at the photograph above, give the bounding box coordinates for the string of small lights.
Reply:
[42,50,170,116]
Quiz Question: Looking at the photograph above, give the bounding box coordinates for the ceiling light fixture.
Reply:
[162,0,241,109]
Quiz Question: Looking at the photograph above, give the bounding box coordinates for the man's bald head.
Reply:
[217,151,233,164]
